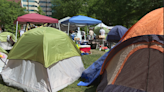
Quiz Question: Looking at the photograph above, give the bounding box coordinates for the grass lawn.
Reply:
[0,49,105,92]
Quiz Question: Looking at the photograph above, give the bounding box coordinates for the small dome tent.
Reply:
[106,25,128,42]
[97,7,164,92]
[0,32,16,50]
[1,27,85,92]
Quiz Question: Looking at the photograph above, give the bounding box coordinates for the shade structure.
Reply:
[1,27,85,92]
[106,25,128,42]
[95,23,114,30]
[61,15,102,25]
[61,15,102,37]
[15,13,58,24]
[58,16,85,31]
[14,13,59,42]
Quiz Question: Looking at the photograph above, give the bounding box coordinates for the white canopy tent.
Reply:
[57,17,85,33]
[95,23,114,30]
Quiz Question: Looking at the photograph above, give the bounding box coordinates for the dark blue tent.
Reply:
[106,25,128,42]
[61,15,102,25]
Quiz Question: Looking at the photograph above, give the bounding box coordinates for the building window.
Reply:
[24,9,35,11]
[23,5,37,7]
[43,10,52,12]
[39,1,51,3]
[23,0,37,3]
[40,6,51,8]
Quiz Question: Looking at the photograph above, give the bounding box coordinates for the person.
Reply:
[70,30,76,40]
[81,31,86,40]
[89,29,94,40]
[19,27,25,37]
[99,27,106,47]
[99,27,105,36]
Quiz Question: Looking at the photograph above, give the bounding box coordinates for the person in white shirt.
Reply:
[99,27,106,47]
[19,29,25,37]
[99,27,105,36]
[89,29,94,40]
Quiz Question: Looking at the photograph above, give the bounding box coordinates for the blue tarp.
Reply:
[77,42,121,86]
[77,50,110,86]
[106,25,128,42]
[61,15,102,25]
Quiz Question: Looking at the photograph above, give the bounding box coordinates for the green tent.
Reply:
[0,32,16,42]
[94,26,109,38]
[8,27,81,68]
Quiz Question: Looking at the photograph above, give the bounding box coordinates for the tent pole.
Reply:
[15,21,18,42]
[84,30,86,41]
[58,23,60,30]
[25,22,28,32]
[68,23,70,35]
[87,25,88,40]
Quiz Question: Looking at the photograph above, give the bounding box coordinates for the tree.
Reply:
[0,0,26,33]
[51,0,163,28]
[51,0,84,19]
[34,6,46,15]
[92,0,163,27]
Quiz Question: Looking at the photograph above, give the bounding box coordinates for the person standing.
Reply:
[99,27,106,47]
[89,29,94,40]
[99,27,105,36]
[19,26,25,37]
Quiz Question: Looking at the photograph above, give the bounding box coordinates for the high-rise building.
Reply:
[39,0,52,16]
[7,0,52,16]
[21,0,39,13]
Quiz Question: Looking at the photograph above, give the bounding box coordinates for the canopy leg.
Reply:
[68,23,70,35]
[15,21,18,42]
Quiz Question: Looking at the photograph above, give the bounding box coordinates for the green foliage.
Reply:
[0,0,26,34]
[91,0,163,28]
[34,6,46,15]
[51,0,84,19]
[51,0,163,28]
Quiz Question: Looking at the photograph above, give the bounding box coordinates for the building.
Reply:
[7,0,52,16]
[21,0,39,13]
[21,0,52,16]
[39,0,52,16]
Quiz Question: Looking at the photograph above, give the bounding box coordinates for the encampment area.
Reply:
[0,1,163,92]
